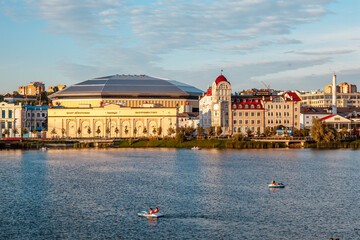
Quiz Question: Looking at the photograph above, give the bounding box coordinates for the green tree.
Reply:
[157,126,162,136]
[264,127,271,137]
[51,128,57,137]
[32,128,38,137]
[13,127,19,137]
[246,128,252,137]
[96,127,101,136]
[185,126,195,136]
[300,128,310,137]
[292,128,300,137]
[216,127,222,137]
[22,128,29,137]
[152,127,157,136]
[143,127,147,135]
[205,127,213,136]
[87,127,92,137]
[124,126,129,135]
[196,126,204,136]
[3,129,9,137]
[133,127,137,137]
[175,131,185,143]
[310,118,337,143]
[339,127,349,140]
[271,127,277,136]
[114,127,119,137]
[62,128,66,138]
[167,127,175,136]
[77,127,81,137]
[232,133,244,142]
[256,127,261,136]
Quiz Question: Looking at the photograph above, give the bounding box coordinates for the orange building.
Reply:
[19,82,45,96]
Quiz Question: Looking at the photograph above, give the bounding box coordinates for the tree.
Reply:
[283,130,288,137]
[36,91,50,105]
[185,126,195,136]
[22,128,28,137]
[232,133,244,142]
[216,127,222,137]
[167,127,175,136]
[157,126,162,136]
[3,129,9,137]
[124,126,129,135]
[96,127,101,136]
[339,127,349,140]
[87,127,92,137]
[143,127,147,135]
[133,127,137,137]
[77,127,81,137]
[256,127,261,136]
[13,127,19,137]
[300,128,310,137]
[246,128,252,137]
[292,128,300,137]
[310,118,337,143]
[264,127,271,137]
[114,127,119,137]
[196,126,204,136]
[152,127,157,136]
[106,127,110,136]
[61,128,66,138]
[205,127,213,136]
[51,128,57,137]
[32,128,38,138]
[271,127,277,136]
[175,131,185,143]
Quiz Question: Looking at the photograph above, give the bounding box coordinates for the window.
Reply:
[2,110,5,118]
[239,120,242,124]
[37,113,40,118]
[295,115,298,119]
[239,112,243,117]
[295,107,298,111]
[245,112,249,117]
[245,120,248,124]
[233,120,237,124]
[8,122,12,129]
[257,105,261,109]
[233,127,237,132]
[232,104,236,109]
[251,120,255,124]
[233,112,237,116]
[251,127,254,131]
[251,112,255,117]
[257,120,260,124]
[32,113,34,117]
[250,104,254,109]
[245,105,249,109]
[8,110,12,118]
[268,112,270,116]
[42,113,45,117]
[257,112,260,116]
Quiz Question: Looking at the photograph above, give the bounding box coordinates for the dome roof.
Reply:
[215,74,228,85]
[51,74,203,99]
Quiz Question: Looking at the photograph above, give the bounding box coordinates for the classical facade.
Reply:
[50,74,203,112]
[22,105,50,137]
[0,102,22,137]
[47,103,178,138]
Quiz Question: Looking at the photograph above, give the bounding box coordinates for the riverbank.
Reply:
[1,138,360,150]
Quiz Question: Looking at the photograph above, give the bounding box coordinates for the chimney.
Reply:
[332,74,337,115]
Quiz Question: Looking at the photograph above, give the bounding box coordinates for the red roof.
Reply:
[215,74,228,85]
[231,98,264,110]
[320,114,336,121]
[206,88,212,96]
[284,92,301,101]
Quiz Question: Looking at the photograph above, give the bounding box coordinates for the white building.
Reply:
[0,102,22,137]
[199,88,213,129]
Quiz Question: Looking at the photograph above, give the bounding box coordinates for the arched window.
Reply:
[257,104,261,109]
[232,104,236,109]
[245,105,249,109]
[250,104,254,109]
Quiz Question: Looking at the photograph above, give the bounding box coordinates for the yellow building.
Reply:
[47,103,178,138]
[0,102,22,137]
[48,85,67,93]
[19,82,45,95]
[50,74,203,112]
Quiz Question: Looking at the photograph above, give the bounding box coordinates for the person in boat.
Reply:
[271,180,277,185]
[153,207,159,213]
[149,208,154,215]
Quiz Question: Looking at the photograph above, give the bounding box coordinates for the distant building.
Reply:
[3,93,36,103]
[0,102,22,137]
[22,105,50,138]
[178,112,199,129]
[19,82,45,95]
[325,82,357,94]
[48,85,67,93]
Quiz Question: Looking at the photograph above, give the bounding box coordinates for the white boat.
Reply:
[138,211,164,218]
[40,147,48,151]
[191,146,201,150]
[268,183,285,188]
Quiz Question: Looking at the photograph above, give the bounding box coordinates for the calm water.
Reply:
[1,148,360,239]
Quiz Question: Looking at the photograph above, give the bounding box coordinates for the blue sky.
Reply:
[0,0,359,93]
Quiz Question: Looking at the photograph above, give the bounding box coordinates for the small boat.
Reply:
[40,147,48,151]
[191,146,201,150]
[138,211,164,218]
[268,183,285,188]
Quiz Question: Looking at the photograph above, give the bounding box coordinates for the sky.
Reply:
[0,0,359,94]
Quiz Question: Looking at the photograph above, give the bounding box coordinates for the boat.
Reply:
[191,146,201,150]
[39,147,48,151]
[138,211,164,218]
[268,183,285,188]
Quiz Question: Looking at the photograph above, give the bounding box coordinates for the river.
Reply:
[0,149,359,239]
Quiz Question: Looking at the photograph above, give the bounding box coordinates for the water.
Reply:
[0,149,360,239]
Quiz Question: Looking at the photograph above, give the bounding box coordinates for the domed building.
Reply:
[51,74,203,112]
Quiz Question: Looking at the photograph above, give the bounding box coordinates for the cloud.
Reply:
[294,49,356,55]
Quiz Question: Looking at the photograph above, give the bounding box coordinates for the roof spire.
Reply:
[221,69,223,75]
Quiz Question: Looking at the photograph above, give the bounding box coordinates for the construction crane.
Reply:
[261,81,270,90]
